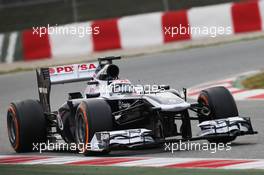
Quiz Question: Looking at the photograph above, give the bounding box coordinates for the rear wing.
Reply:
[36,56,121,113]
[36,62,98,112]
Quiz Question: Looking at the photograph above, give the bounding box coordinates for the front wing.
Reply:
[88,116,257,152]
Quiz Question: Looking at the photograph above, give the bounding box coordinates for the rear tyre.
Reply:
[75,99,113,156]
[7,100,47,152]
[198,86,238,143]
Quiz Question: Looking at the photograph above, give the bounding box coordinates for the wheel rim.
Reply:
[198,94,212,121]
[77,113,86,143]
[7,112,17,145]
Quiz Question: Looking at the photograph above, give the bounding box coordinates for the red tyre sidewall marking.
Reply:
[79,103,89,153]
[7,105,20,150]
[198,94,209,105]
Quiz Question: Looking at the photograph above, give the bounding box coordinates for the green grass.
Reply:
[241,72,264,89]
[0,165,263,175]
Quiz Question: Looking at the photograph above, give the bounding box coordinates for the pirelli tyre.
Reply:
[198,86,238,143]
[7,99,47,152]
[75,99,113,156]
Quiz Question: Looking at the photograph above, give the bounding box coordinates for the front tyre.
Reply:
[75,99,113,156]
[198,86,238,143]
[7,100,47,152]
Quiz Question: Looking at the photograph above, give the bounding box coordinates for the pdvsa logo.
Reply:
[49,63,97,75]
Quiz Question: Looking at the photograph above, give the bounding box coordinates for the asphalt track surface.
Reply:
[1,39,264,159]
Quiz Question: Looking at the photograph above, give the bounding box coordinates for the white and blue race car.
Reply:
[7,56,257,155]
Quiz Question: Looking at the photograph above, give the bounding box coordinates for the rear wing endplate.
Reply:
[36,62,98,112]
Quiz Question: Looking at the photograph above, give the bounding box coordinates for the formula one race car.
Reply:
[7,56,257,155]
